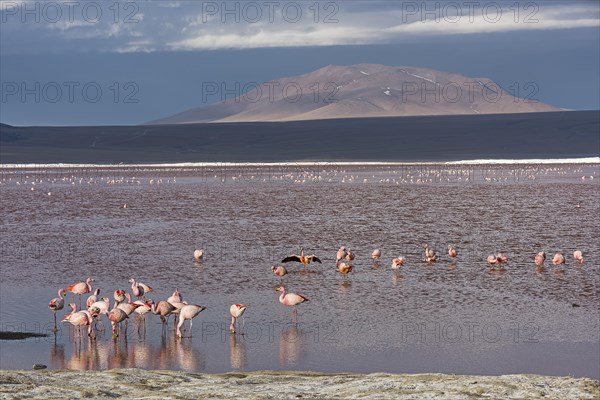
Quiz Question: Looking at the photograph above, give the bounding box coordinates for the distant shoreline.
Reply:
[0,369,598,399]
[1,158,599,169]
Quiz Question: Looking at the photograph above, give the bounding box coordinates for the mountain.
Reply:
[149,64,560,124]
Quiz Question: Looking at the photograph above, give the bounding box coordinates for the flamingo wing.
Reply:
[309,255,322,263]
[282,255,301,263]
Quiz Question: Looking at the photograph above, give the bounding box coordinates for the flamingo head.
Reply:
[271,266,276,272]
[88,278,95,283]
[89,306,101,317]
[101,297,109,302]
[145,298,154,305]
[128,278,135,284]
[61,289,68,296]
[275,286,285,293]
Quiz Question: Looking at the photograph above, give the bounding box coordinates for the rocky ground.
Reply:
[0,369,598,399]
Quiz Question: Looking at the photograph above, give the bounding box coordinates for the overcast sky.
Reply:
[1,0,599,125]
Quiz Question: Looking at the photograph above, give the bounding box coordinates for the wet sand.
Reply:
[0,369,598,399]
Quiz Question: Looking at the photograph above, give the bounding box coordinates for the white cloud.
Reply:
[165,3,600,51]
[1,1,598,53]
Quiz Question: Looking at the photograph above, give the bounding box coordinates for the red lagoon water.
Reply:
[0,164,598,377]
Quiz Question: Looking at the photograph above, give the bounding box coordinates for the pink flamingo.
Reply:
[113,289,126,304]
[167,288,183,304]
[271,265,288,278]
[229,304,248,334]
[133,299,152,334]
[345,249,355,262]
[88,297,110,315]
[62,303,77,322]
[337,262,353,276]
[176,304,206,338]
[116,293,140,316]
[48,288,67,332]
[150,300,176,333]
[424,245,437,263]
[66,277,94,308]
[137,281,155,294]
[534,253,545,268]
[372,249,381,259]
[487,254,498,265]
[128,278,145,299]
[86,288,100,308]
[62,308,94,338]
[336,246,347,267]
[193,249,204,261]
[573,250,584,263]
[448,245,457,258]
[107,306,128,338]
[169,301,189,331]
[496,253,509,264]
[391,257,405,269]
[553,253,566,266]
[276,286,309,322]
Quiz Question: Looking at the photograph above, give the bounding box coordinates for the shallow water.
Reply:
[0,164,598,378]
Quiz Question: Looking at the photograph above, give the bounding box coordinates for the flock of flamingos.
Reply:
[49,246,585,340]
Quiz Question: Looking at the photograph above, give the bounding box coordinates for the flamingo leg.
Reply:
[241,316,245,336]
[53,311,57,333]
[189,319,193,338]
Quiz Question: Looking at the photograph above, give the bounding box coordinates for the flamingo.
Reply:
[229,304,248,334]
[345,249,355,262]
[534,253,545,268]
[88,297,110,315]
[573,250,584,263]
[336,246,347,266]
[169,301,188,330]
[391,257,405,269]
[86,288,100,308]
[553,253,566,266]
[128,278,145,299]
[107,307,128,338]
[116,293,140,335]
[282,248,322,265]
[271,265,287,277]
[496,253,509,264]
[62,308,94,338]
[276,286,309,322]
[133,299,152,334]
[194,249,204,261]
[62,303,77,322]
[448,245,457,258]
[87,297,110,335]
[371,249,381,259]
[424,245,437,263]
[167,288,183,305]
[137,281,155,295]
[487,254,499,265]
[116,293,140,316]
[48,288,67,332]
[337,262,353,275]
[66,277,94,308]
[150,300,176,333]
[113,289,126,304]
[177,304,206,338]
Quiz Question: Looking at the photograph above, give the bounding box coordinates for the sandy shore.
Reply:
[0,369,598,399]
